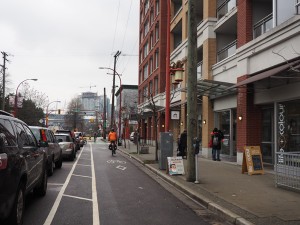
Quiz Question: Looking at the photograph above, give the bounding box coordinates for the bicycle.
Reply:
[109,141,117,156]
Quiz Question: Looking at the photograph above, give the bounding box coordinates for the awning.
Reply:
[228,59,300,89]
[181,79,237,99]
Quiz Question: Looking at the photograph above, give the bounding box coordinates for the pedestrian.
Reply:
[210,128,224,161]
[178,130,187,158]
[94,132,97,142]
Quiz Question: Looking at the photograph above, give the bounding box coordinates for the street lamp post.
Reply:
[14,78,38,117]
[46,100,61,127]
[99,66,122,141]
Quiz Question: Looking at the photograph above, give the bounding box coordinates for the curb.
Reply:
[119,148,255,225]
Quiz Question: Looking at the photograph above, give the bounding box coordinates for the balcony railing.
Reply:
[217,0,236,20]
[296,0,300,14]
[217,40,237,62]
[253,13,273,39]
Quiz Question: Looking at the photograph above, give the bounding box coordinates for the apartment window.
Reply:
[144,19,149,36]
[149,81,153,95]
[150,9,154,24]
[144,0,149,15]
[143,42,149,59]
[143,63,149,80]
[140,50,142,64]
[150,33,153,48]
[149,57,153,74]
[154,77,158,94]
[139,70,142,84]
[155,23,159,42]
[143,86,148,99]
[155,50,159,69]
[155,0,160,16]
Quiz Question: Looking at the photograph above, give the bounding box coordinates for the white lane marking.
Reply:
[48,183,64,186]
[63,194,92,202]
[43,144,85,225]
[91,144,100,225]
[79,158,91,160]
[73,174,92,179]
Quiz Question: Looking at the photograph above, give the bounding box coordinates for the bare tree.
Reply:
[64,97,84,131]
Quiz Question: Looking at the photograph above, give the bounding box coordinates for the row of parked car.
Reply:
[0,110,84,225]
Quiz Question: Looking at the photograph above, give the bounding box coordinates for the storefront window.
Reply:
[261,108,273,164]
[277,100,300,153]
[216,109,236,157]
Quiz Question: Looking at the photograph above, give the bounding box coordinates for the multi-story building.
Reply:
[139,0,300,165]
[115,85,138,139]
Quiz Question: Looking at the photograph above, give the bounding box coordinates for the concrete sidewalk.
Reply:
[108,139,300,225]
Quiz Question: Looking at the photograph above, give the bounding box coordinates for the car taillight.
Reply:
[0,153,8,170]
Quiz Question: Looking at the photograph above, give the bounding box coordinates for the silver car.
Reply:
[54,133,76,161]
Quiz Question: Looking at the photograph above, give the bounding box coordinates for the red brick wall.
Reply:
[237,75,262,153]
[237,0,253,48]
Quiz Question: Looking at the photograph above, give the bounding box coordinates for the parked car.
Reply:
[29,126,63,176]
[0,110,48,225]
[55,129,80,151]
[54,133,76,161]
[130,132,135,141]
[74,131,84,147]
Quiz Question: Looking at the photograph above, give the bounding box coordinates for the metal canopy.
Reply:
[182,79,237,99]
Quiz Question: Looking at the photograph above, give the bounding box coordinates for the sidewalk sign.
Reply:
[167,157,185,175]
[242,146,264,175]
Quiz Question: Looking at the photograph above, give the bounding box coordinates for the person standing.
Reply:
[179,130,187,158]
[211,128,223,161]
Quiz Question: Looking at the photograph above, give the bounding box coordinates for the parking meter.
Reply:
[193,137,200,155]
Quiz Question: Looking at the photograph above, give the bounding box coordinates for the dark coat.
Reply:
[179,131,187,152]
[211,131,223,150]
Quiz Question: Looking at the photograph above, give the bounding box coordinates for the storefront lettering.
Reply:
[278,104,285,163]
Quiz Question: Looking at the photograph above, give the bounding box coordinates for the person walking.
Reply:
[210,128,223,161]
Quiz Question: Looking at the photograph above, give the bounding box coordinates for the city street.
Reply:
[19,141,227,225]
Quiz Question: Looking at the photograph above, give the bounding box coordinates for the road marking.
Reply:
[106,159,126,164]
[43,144,85,225]
[116,165,127,171]
[48,183,64,186]
[76,163,92,167]
[91,144,100,225]
[63,194,92,202]
[73,174,92,179]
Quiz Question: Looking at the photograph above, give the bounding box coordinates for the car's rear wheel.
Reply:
[70,149,75,161]
[8,182,25,225]
[34,167,47,196]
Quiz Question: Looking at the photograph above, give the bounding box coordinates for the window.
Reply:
[144,19,149,36]
[0,119,17,146]
[155,0,160,16]
[150,33,153,49]
[143,63,149,80]
[149,81,153,95]
[143,42,149,59]
[154,77,158,94]
[144,0,149,15]
[149,57,153,74]
[155,50,159,69]
[155,23,159,42]
[23,125,36,146]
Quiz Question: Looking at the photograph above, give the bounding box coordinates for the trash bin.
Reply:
[118,138,122,146]
[159,132,173,170]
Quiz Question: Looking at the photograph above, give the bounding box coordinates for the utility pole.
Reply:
[186,0,198,182]
[1,52,8,111]
[103,87,107,140]
[110,50,121,130]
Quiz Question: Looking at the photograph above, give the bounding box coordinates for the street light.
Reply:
[99,66,122,141]
[14,78,38,117]
[46,100,61,127]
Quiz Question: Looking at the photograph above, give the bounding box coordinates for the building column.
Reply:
[236,75,262,164]
[237,0,253,47]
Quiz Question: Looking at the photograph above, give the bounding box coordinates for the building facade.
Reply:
[139,0,300,165]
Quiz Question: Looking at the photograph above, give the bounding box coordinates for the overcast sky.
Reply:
[0,0,139,111]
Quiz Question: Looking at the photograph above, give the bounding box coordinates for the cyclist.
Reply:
[108,128,117,153]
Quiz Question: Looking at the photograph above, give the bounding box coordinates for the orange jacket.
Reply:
[108,131,117,141]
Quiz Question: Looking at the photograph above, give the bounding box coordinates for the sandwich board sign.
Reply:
[242,146,264,175]
[167,157,185,175]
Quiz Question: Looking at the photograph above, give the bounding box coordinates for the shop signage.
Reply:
[278,103,286,163]
[171,111,180,120]
[242,146,264,175]
[167,156,185,175]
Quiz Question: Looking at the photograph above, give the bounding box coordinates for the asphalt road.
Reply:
[20,141,228,225]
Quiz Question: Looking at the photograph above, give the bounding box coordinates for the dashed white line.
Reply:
[72,174,92,179]
[76,163,92,167]
[63,194,92,202]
